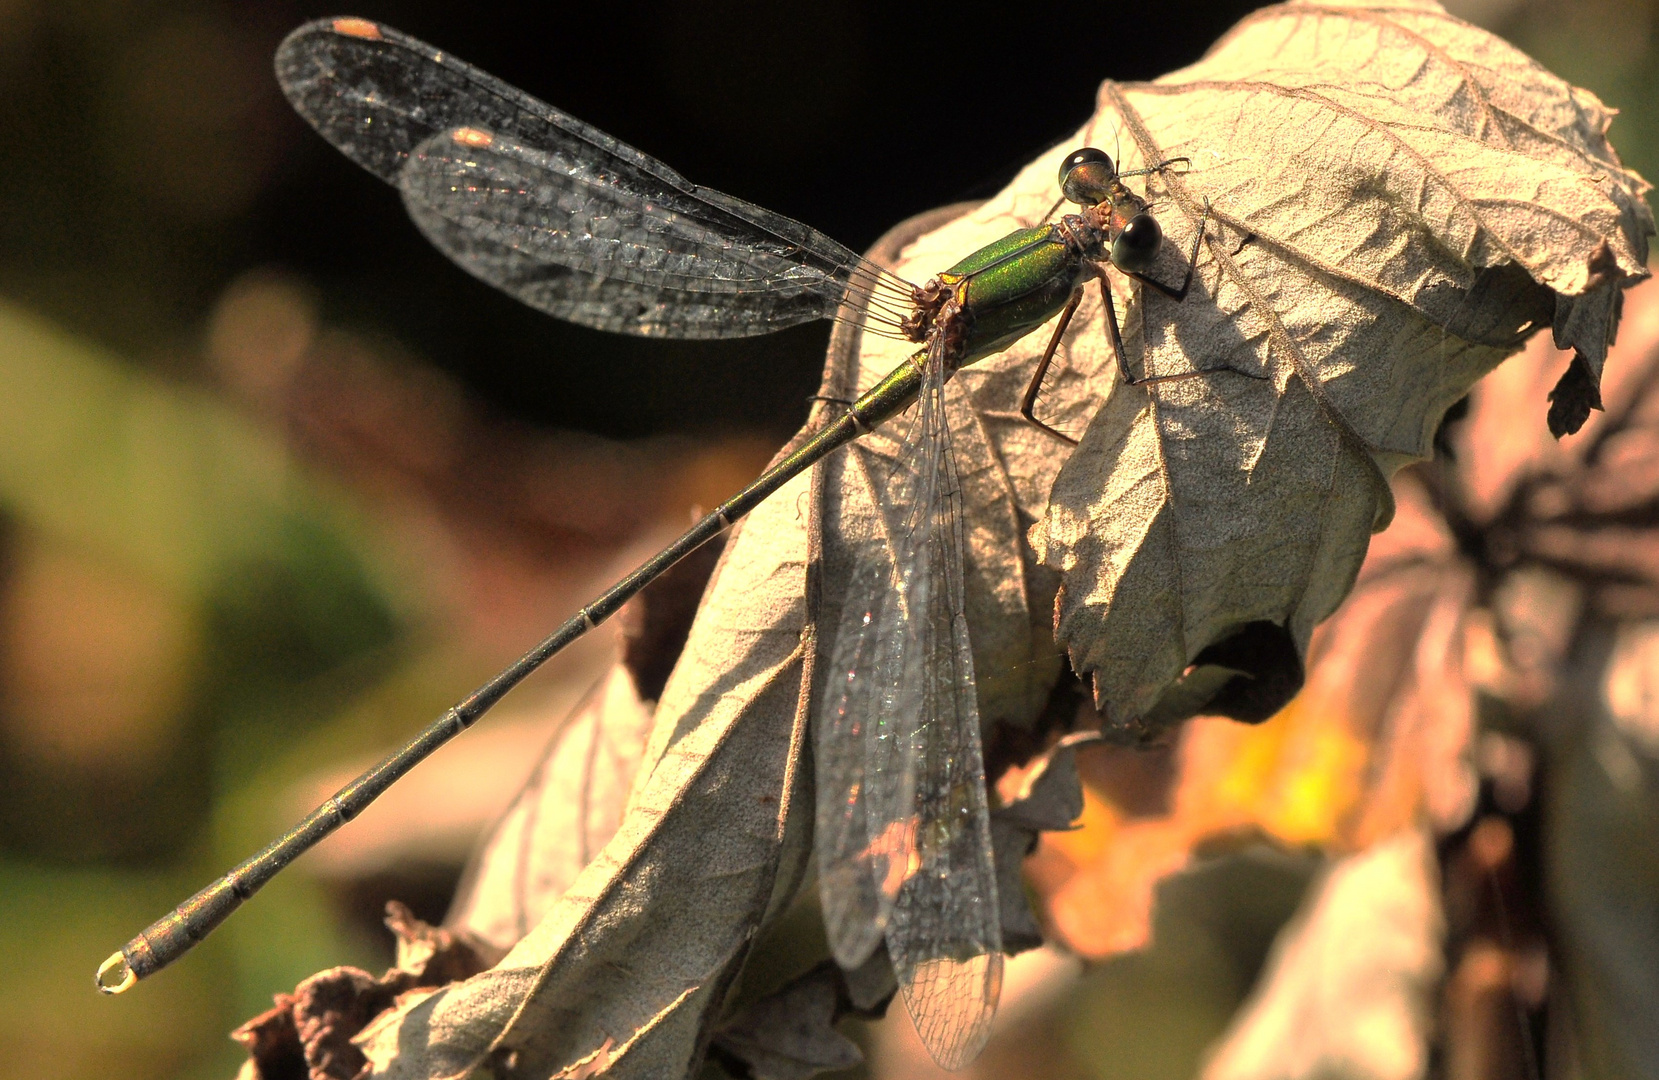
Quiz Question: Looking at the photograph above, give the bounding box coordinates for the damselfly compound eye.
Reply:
[1059,147,1112,182]
[1111,212,1163,273]
[1060,147,1115,206]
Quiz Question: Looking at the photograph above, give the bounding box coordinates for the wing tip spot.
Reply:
[331,17,383,40]
[452,126,495,149]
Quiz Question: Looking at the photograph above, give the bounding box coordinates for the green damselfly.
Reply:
[99,16,1222,1068]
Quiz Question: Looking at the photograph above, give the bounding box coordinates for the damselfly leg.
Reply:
[1022,196,1257,444]
[1019,288,1086,444]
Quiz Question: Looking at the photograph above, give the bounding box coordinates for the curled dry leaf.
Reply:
[1027,444,1494,960]
[707,960,883,1080]
[233,903,495,1080]
[444,664,656,954]
[446,535,722,953]
[266,207,942,1080]
[344,466,816,1079]
[988,733,1100,954]
[1019,0,1651,729]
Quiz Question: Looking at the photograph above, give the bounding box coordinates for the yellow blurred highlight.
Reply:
[1032,694,1382,960]
[1199,696,1372,849]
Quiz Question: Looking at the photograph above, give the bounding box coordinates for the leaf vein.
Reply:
[1103,81,1397,535]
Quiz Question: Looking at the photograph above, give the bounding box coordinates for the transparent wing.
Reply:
[883,342,1002,1069]
[275,18,916,338]
[816,356,929,969]
[396,127,911,339]
[814,339,1002,1067]
[815,565,906,969]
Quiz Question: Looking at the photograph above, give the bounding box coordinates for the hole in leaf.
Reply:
[1189,620,1304,724]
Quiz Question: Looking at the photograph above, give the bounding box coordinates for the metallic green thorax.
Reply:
[942,225,1089,366]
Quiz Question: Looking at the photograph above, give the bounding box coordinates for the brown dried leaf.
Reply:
[347,456,817,1079]
[1028,469,1478,957]
[817,283,1058,743]
[1027,270,1659,964]
[446,525,725,953]
[444,664,655,954]
[990,733,1099,953]
[805,1,1647,985]
[1020,0,1651,730]
[233,903,493,1080]
[266,5,1659,1074]
[1200,831,1445,1080]
[708,962,868,1080]
[302,207,961,1080]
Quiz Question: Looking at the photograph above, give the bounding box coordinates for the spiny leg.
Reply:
[1097,271,1170,388]
[1104,197,1268,387]
[1129,197,1210,302]
[1099,274,1220,387]
[1019,287,1084,446]
[1099,269,1265,389]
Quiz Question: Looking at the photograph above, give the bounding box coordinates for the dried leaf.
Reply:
[266,205,958,1080]
[1200,831,1445,1080]
[707,961,869,1080]
[447,526,724,953]
[347,446,817,1079]
[1028,270,1659,971]
[1028,471,1475,957]
[1020,0,1651,729]
[233,903,493,1080]
[999,272,1659,1076]
[853,0,1657,744]
[990,733,1098,953]
[1546,353,1604,438]
[250,4,1659,1075]
[445,664,655,954]
[816,288,1058,748]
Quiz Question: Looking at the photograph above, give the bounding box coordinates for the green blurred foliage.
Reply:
[0,299,410,1077]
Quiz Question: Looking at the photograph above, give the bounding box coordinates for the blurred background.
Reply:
[0,2,1653,1079]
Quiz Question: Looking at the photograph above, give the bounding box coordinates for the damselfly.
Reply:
[99,16,1216,1068]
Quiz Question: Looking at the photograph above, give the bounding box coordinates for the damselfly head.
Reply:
[1059,147,1116,206]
